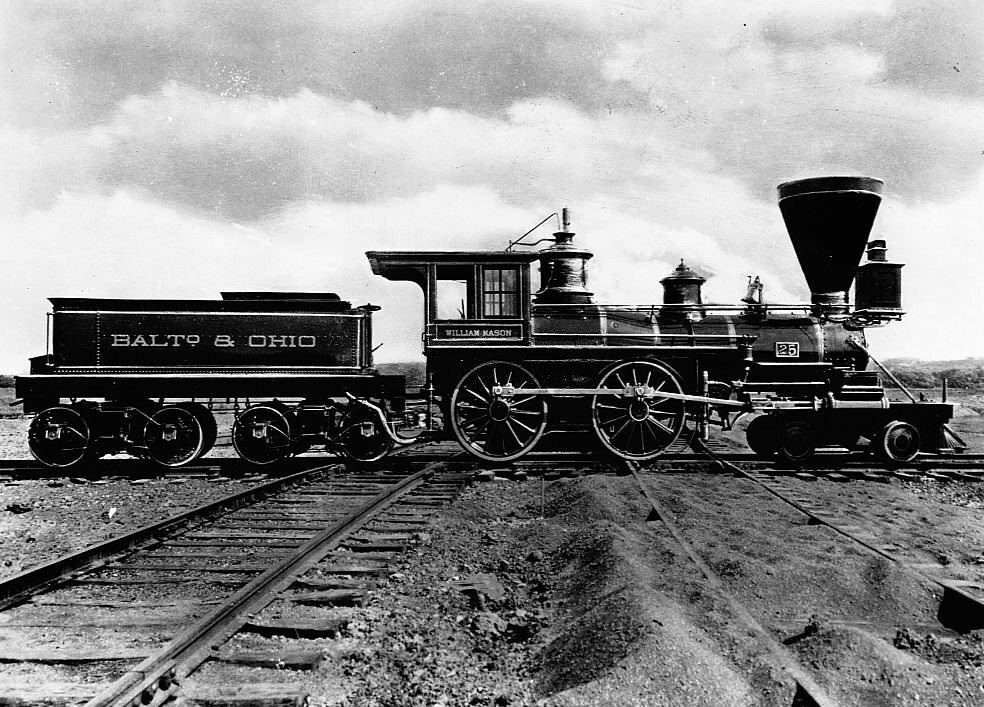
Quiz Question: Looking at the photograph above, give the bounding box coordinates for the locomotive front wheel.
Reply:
[775,420,816,464]
[233,404,295,465]
[450,361,547,462]
[28,406,92,468]
[591,360,685,461]
[745,415,778,458]
[144,405,205,467]
[874,420,920,464]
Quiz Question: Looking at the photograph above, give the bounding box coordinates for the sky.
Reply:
[2,0,983,371]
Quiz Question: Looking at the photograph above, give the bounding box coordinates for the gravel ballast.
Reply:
[4,395,984,704]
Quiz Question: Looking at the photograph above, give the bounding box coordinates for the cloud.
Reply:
[826,0,984,101]
[3,0,984,372]
[8,1,984,209]
[604,6,984,202]
[0,185,534,370]
[866,171,984,359]
[0,0,618,130]
[6,82,714,220]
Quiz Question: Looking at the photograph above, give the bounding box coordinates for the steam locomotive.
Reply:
[15,176,958,467]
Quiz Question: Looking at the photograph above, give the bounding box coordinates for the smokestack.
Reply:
[778,176,883,315]
[534,207,594,305]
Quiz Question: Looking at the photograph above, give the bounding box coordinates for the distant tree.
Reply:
[889,368,934,389]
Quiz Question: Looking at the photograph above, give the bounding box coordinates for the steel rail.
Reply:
[0,463,338,611]
[657,452,984,472]
[85,461,443,707]
[622,459,840,707]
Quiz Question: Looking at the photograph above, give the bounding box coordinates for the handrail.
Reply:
[532,302,814,312]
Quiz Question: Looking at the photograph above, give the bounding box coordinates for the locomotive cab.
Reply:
[366,251,539,348]
[369,223,756,462]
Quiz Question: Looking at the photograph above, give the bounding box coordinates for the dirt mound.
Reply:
[537,480,761,706]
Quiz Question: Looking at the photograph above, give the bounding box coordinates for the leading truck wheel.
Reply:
[591,360,685,461]
[875,420,921,464]
[450,361,547,462]
[233,403,295,465]
[144,405,205,467]
[28,406,92,468]
[775,420,816,464]
[745,415,778,458]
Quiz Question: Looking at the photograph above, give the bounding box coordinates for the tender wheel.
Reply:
[144,405,205,467]
[28,406,92,468]
[178,403,218,458]
[233,403,295,465]
[339,407,393,463]
[775,420,816,464]
[450,361,547,462]
[875,420,921,464]
[745,415,778,458]
[591,360,685,460]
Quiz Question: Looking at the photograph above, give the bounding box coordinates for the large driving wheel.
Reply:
[591,360,686,460]
[874,420,920,464]
[144,405,205,467]
[233,403,295,465]
[450,361,547,462]
[28,405,92,468]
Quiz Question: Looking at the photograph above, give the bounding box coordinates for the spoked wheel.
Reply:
[28,406,92,468]
[591,360,686,460]
[450,361,547,462]
[775,420,817,464]
[874,420,920,464]
[178,403,218,458]
[745,415,778,458]
[143,405,205,467]
[339,406,393,464]
[233,403,295,465]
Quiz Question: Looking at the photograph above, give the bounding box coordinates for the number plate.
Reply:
[775,342,800,358]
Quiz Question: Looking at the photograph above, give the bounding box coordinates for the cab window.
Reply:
[436,278,468,320]
[482,268,518,318]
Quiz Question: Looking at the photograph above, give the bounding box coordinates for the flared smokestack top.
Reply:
[778,176,883,315]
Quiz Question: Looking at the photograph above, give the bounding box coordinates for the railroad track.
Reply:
[0,449,473,706]
[691,440,984,632]
[622,458,840,707]
[4,439,984,482]
[625,441,984,705]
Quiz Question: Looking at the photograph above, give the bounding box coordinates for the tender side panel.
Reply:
[15,373,405,412]
[52,311,363,369]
